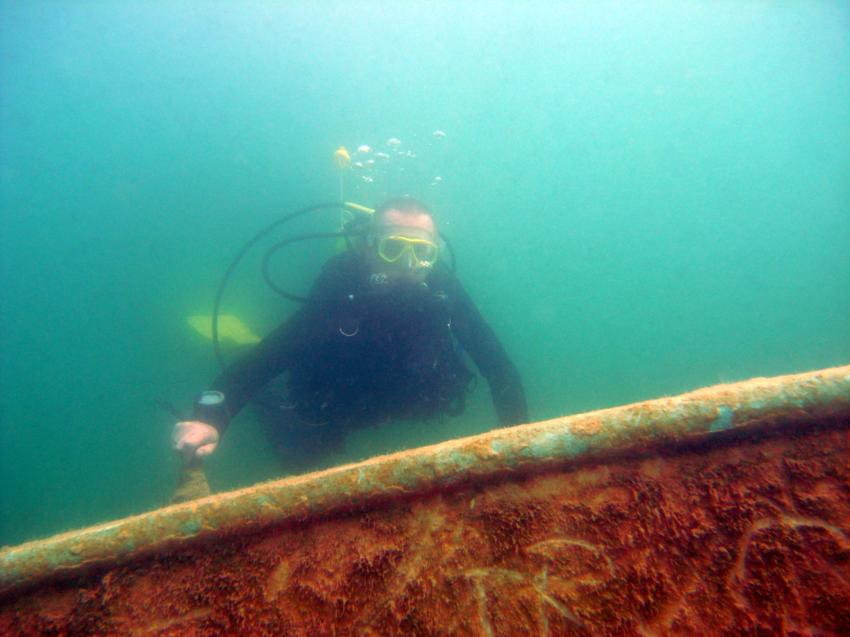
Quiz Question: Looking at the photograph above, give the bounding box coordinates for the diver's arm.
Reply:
[188,252,359,435]
[446,277,529,426]
[191,315,301,433]
[174,321,296,461]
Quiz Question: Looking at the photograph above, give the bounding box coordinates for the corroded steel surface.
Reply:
[0,366,849,635]
[2,365,848,597]
[1,426,848,635]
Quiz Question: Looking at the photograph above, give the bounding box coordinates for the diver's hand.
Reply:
[172,421,220,462]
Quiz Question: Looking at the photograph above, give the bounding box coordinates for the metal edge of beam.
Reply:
[1,364,849,596]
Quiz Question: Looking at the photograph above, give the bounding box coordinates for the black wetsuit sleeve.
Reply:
[192,253,355,434]
[193,314,301,433]
[445,276,529,426]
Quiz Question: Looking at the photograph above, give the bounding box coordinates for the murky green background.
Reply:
[2,1,848,547]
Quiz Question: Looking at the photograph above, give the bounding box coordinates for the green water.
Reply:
[1,2,848,548]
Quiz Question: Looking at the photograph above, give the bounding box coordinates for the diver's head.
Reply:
[368,197,439,282]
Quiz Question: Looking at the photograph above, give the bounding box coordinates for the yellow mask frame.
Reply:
[376,235,439,267]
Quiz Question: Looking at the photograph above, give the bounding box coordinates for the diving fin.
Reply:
[187,314,261,345]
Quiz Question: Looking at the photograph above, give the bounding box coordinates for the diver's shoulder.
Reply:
[322,249,366,271]
[315,250,368,290]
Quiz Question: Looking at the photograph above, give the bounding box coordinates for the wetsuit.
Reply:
[193,250,527,449]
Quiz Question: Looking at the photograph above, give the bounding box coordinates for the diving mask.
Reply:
[376,235,439,268]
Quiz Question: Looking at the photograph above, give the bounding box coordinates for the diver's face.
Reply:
[370,209,438,282]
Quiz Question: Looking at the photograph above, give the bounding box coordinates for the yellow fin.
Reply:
[187,314,261,345]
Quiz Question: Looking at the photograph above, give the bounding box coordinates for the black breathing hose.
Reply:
[261,231,350,303]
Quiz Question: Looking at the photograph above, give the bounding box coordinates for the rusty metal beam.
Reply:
[1,365,849,597]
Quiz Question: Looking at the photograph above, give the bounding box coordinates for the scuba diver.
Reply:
[173,196,528,465]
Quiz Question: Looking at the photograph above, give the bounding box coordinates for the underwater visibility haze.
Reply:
[1,1,848,547]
